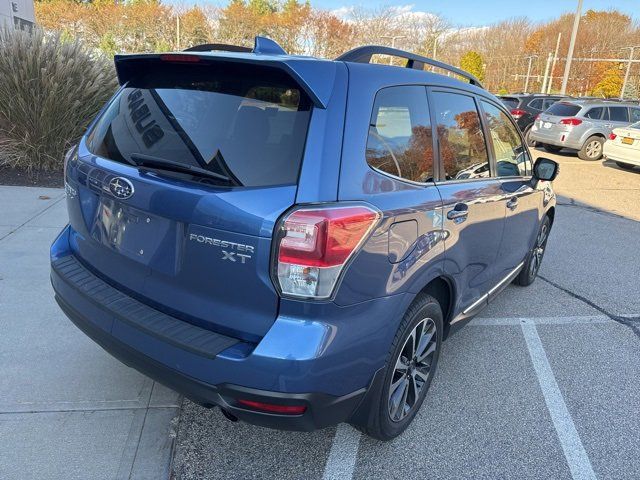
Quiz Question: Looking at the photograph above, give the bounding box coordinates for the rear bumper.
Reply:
[51,226,407,431]
[530,125,583,149]
[603,142,640,166]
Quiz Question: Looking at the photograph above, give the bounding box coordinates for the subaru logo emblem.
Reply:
[108,177,134,199]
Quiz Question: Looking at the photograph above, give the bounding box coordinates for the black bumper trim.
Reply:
[52,255,238,359]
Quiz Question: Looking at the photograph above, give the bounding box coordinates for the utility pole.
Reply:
[561,0,583,95]
[524,55,537,92]
[381,35,406,64]
[541,53,553,93]
[621,46,640,99]
[547,32,562,93]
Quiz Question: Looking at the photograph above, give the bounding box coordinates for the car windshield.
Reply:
[546,102,581,117]
[86,62,312,187]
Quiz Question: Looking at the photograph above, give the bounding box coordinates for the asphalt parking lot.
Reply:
[1,148,638,480]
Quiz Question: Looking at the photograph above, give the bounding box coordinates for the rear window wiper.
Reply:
[129,153,235,184]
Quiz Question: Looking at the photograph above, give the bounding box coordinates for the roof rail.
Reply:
[336,45,484,88]
[184,36,287,56]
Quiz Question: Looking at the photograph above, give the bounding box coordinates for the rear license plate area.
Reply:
[622,137,634,145]
[90,197,176,270]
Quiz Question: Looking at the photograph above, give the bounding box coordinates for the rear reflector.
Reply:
[560,117,582,126]
[237,399,307,415]
[159,54,200,63]
[609,133,617,140]
[274,205,380,299]
[510,109,526,119]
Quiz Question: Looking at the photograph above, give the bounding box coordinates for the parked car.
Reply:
[50,37,559,441]
[603,121,640,170]
[530,99,640,160]
[497,94,568,146]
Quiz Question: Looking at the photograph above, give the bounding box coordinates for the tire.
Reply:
[515,215,551,286]
[355,294,443,441]
[616,161,636,170]
[524,126,536,147]
[543,144,562,153]
[578,136,604,161]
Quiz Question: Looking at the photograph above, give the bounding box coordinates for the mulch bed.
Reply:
[0,166,64,188]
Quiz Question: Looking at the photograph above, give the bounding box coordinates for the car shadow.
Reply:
[602,158,639,173]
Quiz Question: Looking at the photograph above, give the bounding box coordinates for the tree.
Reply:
[460,51,485,82]
[592,66,624,98]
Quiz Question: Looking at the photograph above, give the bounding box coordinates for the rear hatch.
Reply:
[65,58,315,341]
[537,101,582,131]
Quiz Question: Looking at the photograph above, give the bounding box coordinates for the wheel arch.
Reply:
[418,275,455,336]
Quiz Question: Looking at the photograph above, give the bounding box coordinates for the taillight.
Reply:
[274,205,381,299]
[560,118,582,126]
[609,133,617,140]
[510,109,526,119]
[237,399,307,415]
[535,113,541,120]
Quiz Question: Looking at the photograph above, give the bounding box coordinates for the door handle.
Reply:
[506,197,519,210]
[447,203,469,223]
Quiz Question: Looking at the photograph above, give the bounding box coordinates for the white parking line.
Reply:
[521,318,597,480]
[322,423,362,480]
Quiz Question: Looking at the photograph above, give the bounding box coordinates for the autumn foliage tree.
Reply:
[460,51,485,82]
[592,66,624,98]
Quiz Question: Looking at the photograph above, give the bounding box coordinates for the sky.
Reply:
[198,0,639,27]
[314,0,639,26]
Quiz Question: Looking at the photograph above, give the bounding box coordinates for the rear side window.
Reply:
[482,102,531,177]
[584,107,604,119]
[608,107,629,122]
[431,91,489,180]
[366,86,434,183]
[528,98,544,110]
[631,109,640,123]
[547,102,580,117]
[543,98,558,109]
[86,62,311,187]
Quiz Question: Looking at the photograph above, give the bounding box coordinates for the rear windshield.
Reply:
[86,62,311,187]
[546,102,581,117]
[499,97,520,109]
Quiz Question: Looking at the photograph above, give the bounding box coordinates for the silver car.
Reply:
[530,100,640,160]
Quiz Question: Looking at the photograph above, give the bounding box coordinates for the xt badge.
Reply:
[189,233,254,264]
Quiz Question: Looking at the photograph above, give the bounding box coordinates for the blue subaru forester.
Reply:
[51,37,559,440]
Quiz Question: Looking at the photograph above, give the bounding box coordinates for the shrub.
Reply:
[0,26,118,172]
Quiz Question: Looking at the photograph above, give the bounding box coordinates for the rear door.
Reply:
[430,89,506,314]
[65,59,318,340]
[479,99,540,279]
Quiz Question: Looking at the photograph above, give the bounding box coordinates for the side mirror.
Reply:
[533,157,559,181]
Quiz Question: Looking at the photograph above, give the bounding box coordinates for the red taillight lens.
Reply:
[510,109,526,119]
[275,205,380,298]
[535,113,541,120]
[609,133,617,140]
[159,54,200,63]
[560,117,582,126]
[237,399,307,415]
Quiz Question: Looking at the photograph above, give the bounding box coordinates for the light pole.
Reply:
[560,0,583,95]
[621,46,640,99]
[381,35,406,64]
[524,55,537,93]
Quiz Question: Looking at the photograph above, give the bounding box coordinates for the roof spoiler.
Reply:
[336,45,484,89]
[114,37,333,109]
[184,36,287,55]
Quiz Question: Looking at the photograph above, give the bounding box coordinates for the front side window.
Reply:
[482,101,531,177]
[608,107,630,122]
[366,86,434,183]
[432,91,489,180]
